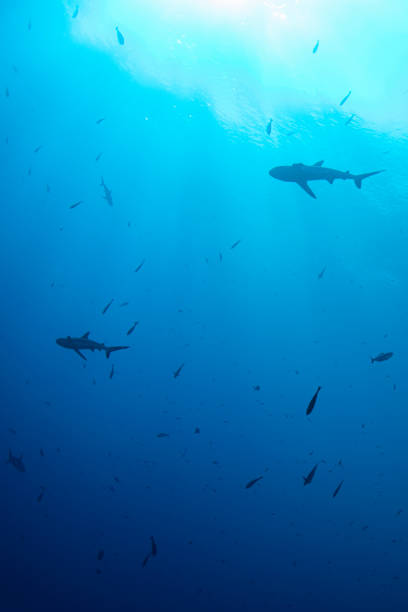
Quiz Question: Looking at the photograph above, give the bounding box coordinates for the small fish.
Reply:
[69,200,83,209]
[95,152,103,162]
[150,536,157,556]
[332,480,344,498]
[116,27,125,45]
[120,302,129,307]
[114,476,120,483]
[97,549,104,561]
[126,321,139,336]
[253,385,261,391]
[306,386,322,416]
[345,113,355,125]
[8,428,16,435]
[34,145,42,153]
[28,19,32,31]
[96,118,105,125]
[109,365,114,379]
[46,184,51,193]
[100,177,113,206]
[102,299,114,315]
[6,449,26,473]
[317,266,326,279]
[194,427,200,434]
[266,119,272,135]
[142,554,150,568]
[173,363,184,379]
[303,464,318,486]
[230,239,241,250]
[40,448,44,457]
[5,88,9,98]
[72,5,79,18]
[339,90,352,106]
[157,433,169,438]
[245,476,263,489]
[371,352,393,364]
[313,40,319,54]
[134,259,145,273]
[219,252,223,262]
[37,486,45,503]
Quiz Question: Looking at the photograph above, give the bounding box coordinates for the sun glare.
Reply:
[68,0,408,133]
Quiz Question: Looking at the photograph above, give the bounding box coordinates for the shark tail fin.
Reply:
[105,345,130,359]
[354,170,384,189]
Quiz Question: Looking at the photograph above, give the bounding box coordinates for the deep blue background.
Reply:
[0,1,407,610]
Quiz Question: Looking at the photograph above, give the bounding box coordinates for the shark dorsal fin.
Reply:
[82,332,90,339]
[313,160,324,166]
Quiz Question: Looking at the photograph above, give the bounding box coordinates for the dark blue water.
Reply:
[1,1,407,611]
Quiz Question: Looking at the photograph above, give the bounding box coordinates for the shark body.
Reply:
[269,160,384,199]
[56,332,129,360]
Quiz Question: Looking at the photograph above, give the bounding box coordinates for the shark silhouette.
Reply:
[269,160,384,199]
[56,332,129,360]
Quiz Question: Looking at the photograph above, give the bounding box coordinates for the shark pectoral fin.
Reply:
[297,181,317,199]
[81,331,90,339]
[74,348,87,360]
[327,178,334,184]
[313,160,324,166]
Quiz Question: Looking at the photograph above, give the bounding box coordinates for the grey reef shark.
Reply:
[269,160,384,199]
[56,332,129,360]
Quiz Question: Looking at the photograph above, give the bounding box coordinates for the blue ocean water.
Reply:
[1,1,408,610]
